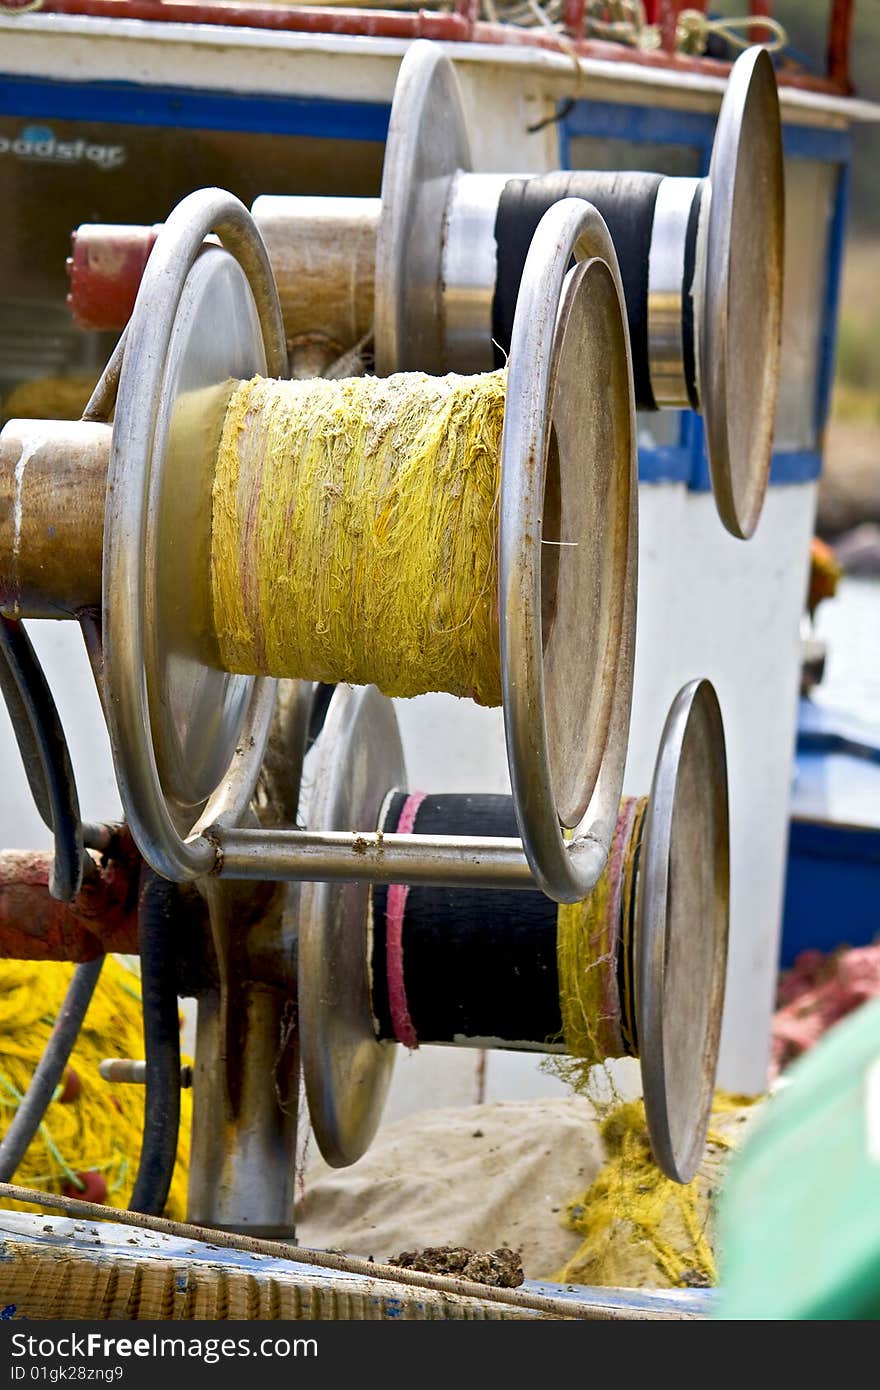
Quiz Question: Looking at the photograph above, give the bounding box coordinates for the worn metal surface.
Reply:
[0,420,109,619]
[185,684,310,1235]
[210,824,534,887]
[67,223,160,332]
[143,248,265,817]
[299,684,405,1167]
[699,45,785,539]
[253,194,379,357]
[99,1059,193,1086]
[0,836,141,960]
[500,197,637,903]
[188,968,299,1235]
[646,176,700,408]
[637,677,730,1183]
[373,38,471,375]
[102,189,285,881]
[440,172,507,374]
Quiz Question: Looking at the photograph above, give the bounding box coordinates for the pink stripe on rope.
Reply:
[385,792,427,1049]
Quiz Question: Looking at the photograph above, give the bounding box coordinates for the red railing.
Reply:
[3,0,856,96]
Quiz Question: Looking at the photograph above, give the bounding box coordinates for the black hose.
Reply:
[0,616,83,901]
[128,872,182,1217]
[0,956,104,1182]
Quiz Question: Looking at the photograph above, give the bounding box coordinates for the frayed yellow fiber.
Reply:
[0,957,191,1219]
[548,798,647,1086]
[552,1092,758,1289]
[211,371,506,705]
[555,859,620,1070]
[2,375,97,422]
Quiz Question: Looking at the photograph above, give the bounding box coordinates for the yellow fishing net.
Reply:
[0,957,191,1219]
[553,1092,758,1288]
[2,376,97,423]
[212,371,506,705]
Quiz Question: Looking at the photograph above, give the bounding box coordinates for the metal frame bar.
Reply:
[211,825,536,889]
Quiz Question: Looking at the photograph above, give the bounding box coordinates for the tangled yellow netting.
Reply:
[553,1092,758,1288]
[211,371,506,706]
[0,957,191,1218]
[2,375,97,424]
[543,799,759,1291]
[553,798,647,1074]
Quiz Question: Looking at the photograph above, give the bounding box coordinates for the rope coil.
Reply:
[212,371,506,705]
[556,795,648,1070]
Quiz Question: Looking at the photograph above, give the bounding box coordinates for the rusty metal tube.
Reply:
[68,199,382,349]
[253,195,380,353]
[67,224,160,332]
[0,842,140,960]
[0,419,110,619]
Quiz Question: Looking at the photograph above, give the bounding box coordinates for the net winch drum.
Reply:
[0,186,637,906]
[299,678,729,1182]
[67,42,783,540]
[371,41,783,541]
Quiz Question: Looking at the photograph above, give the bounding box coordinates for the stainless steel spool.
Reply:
[374,41,783,540]
[299,677,729,1182]
[102,189,287,880]
[637,677,730,1184]
[698,46,785,540]
[299,684,404,1167]
[3,187,636,901]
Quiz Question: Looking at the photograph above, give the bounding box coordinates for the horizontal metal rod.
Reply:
[208,827,539,890]
[99,1058,193,1088]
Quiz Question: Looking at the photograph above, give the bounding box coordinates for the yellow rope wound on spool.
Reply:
[553,796,648,1083]
[211,371,506,706]
[0,957,191,1219]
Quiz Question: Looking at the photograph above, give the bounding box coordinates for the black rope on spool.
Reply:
[492,172,664,409]
[681,180,704,413]
[372,793,563,1051]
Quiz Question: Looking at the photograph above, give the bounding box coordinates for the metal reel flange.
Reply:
[636,677,730,1184]
[501,197,637,905]
[699,46,784,540]
[103,188,288,881]
[373,38,471,376]
[375,40,783,542]
[299,683,406,1167]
